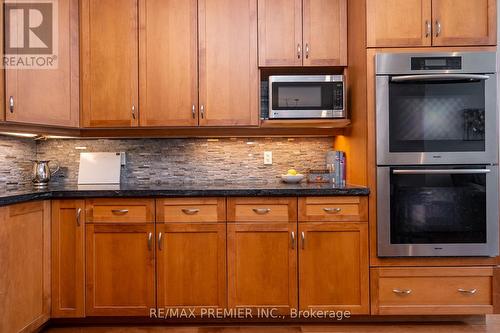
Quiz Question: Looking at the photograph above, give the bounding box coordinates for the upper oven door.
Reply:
[376,73,498,165]
[268,76,344,119]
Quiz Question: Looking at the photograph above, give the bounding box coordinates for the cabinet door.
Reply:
[303,0,347,66]
[0,202,50,333]
[157,223,226,312]
[227,223,297,314]
[199,0,259,126]
[366,0,432,47]
[139,0,198,126]
[5,0,79,127]
[258,0,303,67]
[299,223,369,314]
[86,224,155,316]
[51,200,85,318]
[432,0,496,46]
[81,0,139,127]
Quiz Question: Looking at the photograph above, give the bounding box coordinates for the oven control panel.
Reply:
[411,57,462,70]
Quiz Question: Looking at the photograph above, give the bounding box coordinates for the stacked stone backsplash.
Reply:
[0,136,37,190]
[36,137,332,186]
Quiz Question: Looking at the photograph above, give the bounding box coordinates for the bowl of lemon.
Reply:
[281,169,304,184]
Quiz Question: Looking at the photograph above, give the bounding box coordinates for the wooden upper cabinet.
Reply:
[302,0,347,66]
[366,0,432,47]
[198,0,259,126]
[5,0,79,127]
[258,0,303,67]
[298,223,369,314]
[139,0,199,127]
[432,0,497,46]
[51,200,85,318]
[81,0,139,128]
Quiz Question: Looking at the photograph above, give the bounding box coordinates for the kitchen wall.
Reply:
[0,136,37,190]
[37,137,333,186]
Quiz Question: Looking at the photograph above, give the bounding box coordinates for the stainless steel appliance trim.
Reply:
[392,169,491,175]
[391,74,490,82]
[377,165,499,257]
[376,51,497,75]
[270,110,345,119]
[376,73,498,165]
[269,75,344,83]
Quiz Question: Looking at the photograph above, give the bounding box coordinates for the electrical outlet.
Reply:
[264,151,273,165]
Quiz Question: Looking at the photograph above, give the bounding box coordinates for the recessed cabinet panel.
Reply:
[432,0,496,46]
[366,0,432,47]
[5,0,79,127]
[85,224,155,316]
[302,0,347,66]
[198,0,259,126]
[51,200,86,318]
[139,0,199,126]
[81,0,139,127]
[298,223,369,314]
[258,0,303,67]
[157,223,226,311]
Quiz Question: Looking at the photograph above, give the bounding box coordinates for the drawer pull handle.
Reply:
[323,208,342,214]
[291,232,296,249]
[76,208,82,226]
[392,289,412,295]
[458,288,477,294]
[253,208,271,215]
[182,208,200,215]
[301,232,306,250]
[112,209,129,215]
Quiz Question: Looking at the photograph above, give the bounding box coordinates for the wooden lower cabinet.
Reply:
[227,223,298,314]
[51,200,86,318]
[85,224,156,316]
[157,223,226,312]
[298,222,369,314]
[371,267,494,315]
[0,201,51,333]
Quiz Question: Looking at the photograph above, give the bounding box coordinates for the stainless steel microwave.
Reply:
[268,75,345,119]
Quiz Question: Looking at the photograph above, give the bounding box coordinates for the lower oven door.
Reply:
[377,165,499,257]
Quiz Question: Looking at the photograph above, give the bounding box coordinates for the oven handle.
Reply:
[392,169,491,175]
[391,74,490,82]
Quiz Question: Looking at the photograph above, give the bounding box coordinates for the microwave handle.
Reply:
[393,169,491,175]
[391,74,490,82]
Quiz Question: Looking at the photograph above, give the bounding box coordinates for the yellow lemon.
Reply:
[287,169,297,176]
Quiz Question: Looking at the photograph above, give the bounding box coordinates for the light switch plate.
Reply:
[264,151,273,165]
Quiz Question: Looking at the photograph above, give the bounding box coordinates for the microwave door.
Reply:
[376,73,498,165]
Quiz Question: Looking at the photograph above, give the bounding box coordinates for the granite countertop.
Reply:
[0,182,370,206]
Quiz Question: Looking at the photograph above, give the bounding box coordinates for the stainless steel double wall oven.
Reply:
[376,52,499,257]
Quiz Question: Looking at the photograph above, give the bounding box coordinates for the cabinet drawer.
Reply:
[299,197,367,222]
[86,199,154,223]
[156,198,226,223]
[227,197,297,222]
[372,267,494,315]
